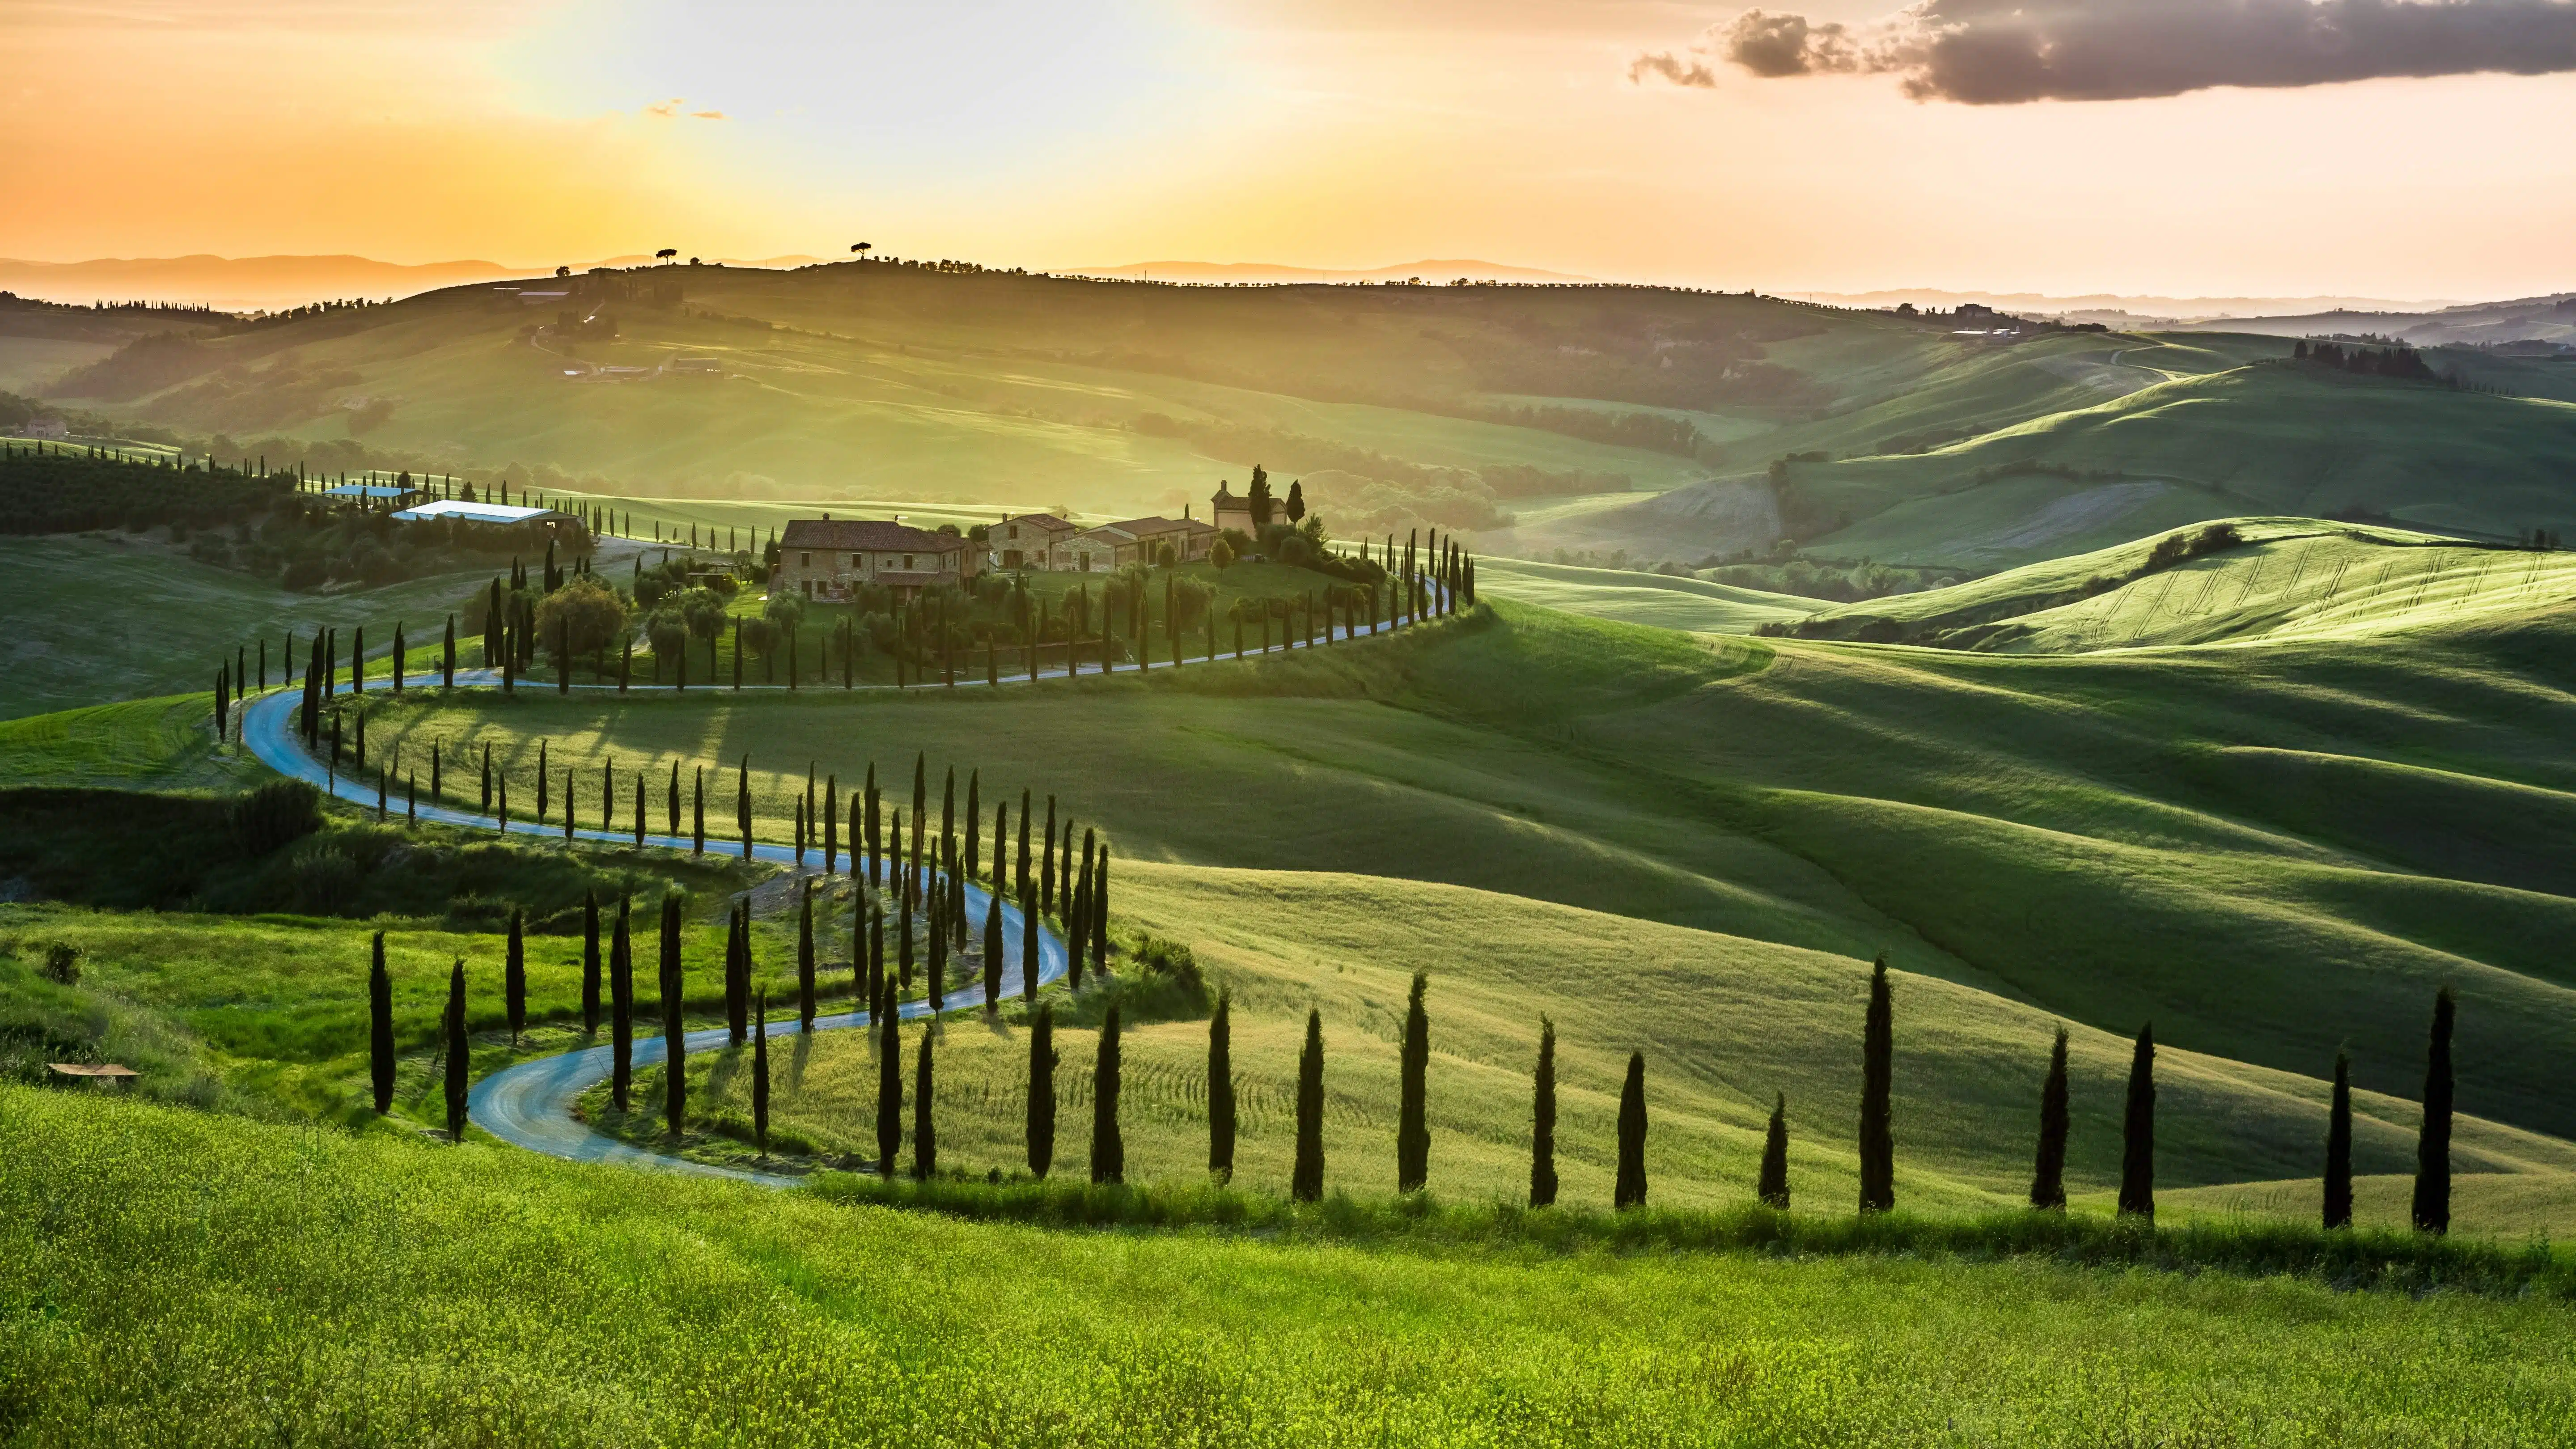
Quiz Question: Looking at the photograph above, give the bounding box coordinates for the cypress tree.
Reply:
[1396,971,1430,1193]
[825,773,839,873]
[2414,987,2455,1235]
[443,958,468,1142]
[443,614,457,688]
[692,767,705,854]
[1857,956,1895,1214]
[1090,848,1110,974]
[737,756,752,860]
[393,623,406,693]
[1292,1008,1326,1203]
[2325,1050,2355,1230]
[2117,1023,2156,1220]
[865,763,881,886]
[1027,1002,1057,1178]
[991,800,1006,889]
[964,770,979,881]
[1040,795,1057,913]
[610,899,633,1110]
[581,889,602,1035]
[634,775,645,846]
[504,908,526,1046]
[1529,1015,1557,1208]
[869,901,886,1018]
[724,902,747,1046]
[752,988,771,1158]
[2030,1025,2070,1211]
[1207,990,1237,1182]
[1614,1051,1648,1210]
[875,1005,902,1176]
[668,760,680,835]
[914,1025,937,1180]
[1091,999,1124,1184]
[1758,1092,1790,1210]
[1019,882,1039,1002]
[798,882,818,1030]
[661,895,686,1135]
[1017,788,1033,894]
[981,889,1002,1007]
[368,931,394,1114]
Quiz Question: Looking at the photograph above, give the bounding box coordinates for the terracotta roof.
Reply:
[779,518,962,551]
[996,512,1077,534]
[1093,515,1211,539]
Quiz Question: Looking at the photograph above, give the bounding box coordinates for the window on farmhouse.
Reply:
[903,554,914,569]
[800,552,811,567]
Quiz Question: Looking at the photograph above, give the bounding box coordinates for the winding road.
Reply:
[233,581,1453,1184]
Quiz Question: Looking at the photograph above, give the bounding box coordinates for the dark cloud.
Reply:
[1627,50,1719,86]
[1634,0,2576,103]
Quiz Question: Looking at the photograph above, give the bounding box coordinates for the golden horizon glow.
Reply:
[4,0,2575,300]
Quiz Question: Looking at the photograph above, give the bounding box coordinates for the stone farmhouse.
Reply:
[773,516,979,601]
[989,502,1220,572]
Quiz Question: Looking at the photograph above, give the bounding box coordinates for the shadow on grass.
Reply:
[806,1172,2576,1298]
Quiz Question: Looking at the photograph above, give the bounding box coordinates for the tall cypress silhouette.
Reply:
[2117,1023,2156,1220]
[1040,796,1057,914]
[1758,1092,1790,1210]
[2030,1026,2070,1210]
[913,1026,938,1180]
[2414,988,2455,1234]
[368,931,394,1113]
[752,989,771,1158]
[1857,956,1895,1214]
[442,958,468,1142]
[875,1003,902,1176]
[1017,788,1033,895]
[1529,1016,1557,1208]
[1614,1052,1648,1210]
[610,898,633,1110]
[661,895,686,1135]
[2325,1050,2355,1230]
[1396,972,1431,1193]
[1092,999,1125,1184]
[1027,1002,1058,1178]
[798,883,818,1030]
[1090,849,1110,973]
[981,890,1002,1008]
[1208,991,1236,1182]
[1292,1008,1326,1202]
[504,908,526,1046]
[724,902,749,1046]
[580,890,602,1035]
[1019,882,1040,1003]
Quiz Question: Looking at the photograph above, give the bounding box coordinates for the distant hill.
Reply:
[1803,288,2455,322]
[2169,294,2576,348]
[1062,258,1590,285]
[0,253,833,310]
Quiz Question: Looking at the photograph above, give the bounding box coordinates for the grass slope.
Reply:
[1471,555,1823,632]
[0,533,484,720]
[9,1086,2576,1445]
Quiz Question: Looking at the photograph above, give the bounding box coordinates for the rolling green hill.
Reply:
[1785,517,2576,652]
[1470,555,1823,632]
[1790,364,2576,568]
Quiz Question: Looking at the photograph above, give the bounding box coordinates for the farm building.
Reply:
[773,516,979,600]
[1004,508,1217,572]
[389,499,589,550]
[321,482,427,510]
[990,512,1078,569]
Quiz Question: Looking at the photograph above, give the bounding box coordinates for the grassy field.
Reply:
[9,1086,2576,1446]
[1471,556,1823,633]
[335,591,2576,1175]
[1792,364,2576,568]
[0,533,487,720]
[1787,517,2576,651]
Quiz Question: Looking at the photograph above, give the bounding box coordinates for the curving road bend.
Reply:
[233,583,1452,1184]
[237,685,1068,1186]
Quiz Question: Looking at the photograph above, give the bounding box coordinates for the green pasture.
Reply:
[0,534,484,720]
[1472,555,1822,632]
[343,592,2576,1165]
[12,1088,2576,1445]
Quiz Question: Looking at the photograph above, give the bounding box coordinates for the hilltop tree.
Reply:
[1285,479,1304,524]
[368,931,394,1114]
[1615,1051,1648,1210]
[504,908,526,1046]
[1247,465,1274,529]
[581,890,602,1034]
[2030,1026,2070,1211]
[913,1026,937,1181]
[610,898,634,1110]
[2118,1024,2156,1220]
[1208,991,1236,1183]
[1027,1002,1058,1179]
[1092,999,1124,1185]
[1758,1093,1790,1210]
[1397,972,1430,1193]
[1292,1008,1325,1202]
[1529,1015,1557,1208]
[440,958,470,1143]
[1858,956,1895,1214]
[2325,1050,2355,1230]
[752,989,771,1158]
[876,1002,902,1177]
[2414,988,2455,1234]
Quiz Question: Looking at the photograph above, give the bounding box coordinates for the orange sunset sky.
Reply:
[6,0,2576,299]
